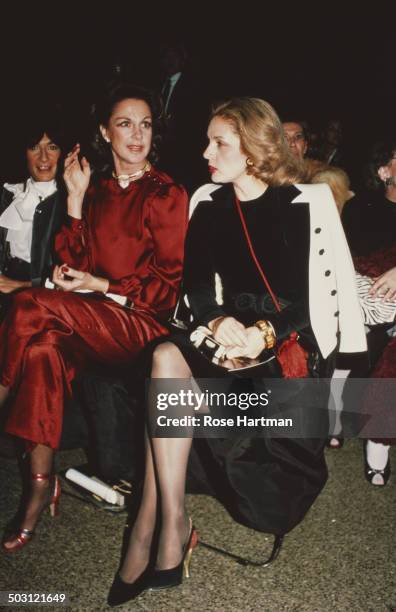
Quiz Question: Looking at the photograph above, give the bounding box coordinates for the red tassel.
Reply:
[276,332,309,379]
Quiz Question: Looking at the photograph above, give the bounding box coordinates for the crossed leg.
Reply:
[120,342,194,582]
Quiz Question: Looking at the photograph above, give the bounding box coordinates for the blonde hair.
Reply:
[211,98,304,186]
[304,159,354,214]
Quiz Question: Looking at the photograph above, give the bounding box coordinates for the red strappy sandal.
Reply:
[2,473,60,553]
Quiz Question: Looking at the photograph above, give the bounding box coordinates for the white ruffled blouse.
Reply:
[0,178,57,262]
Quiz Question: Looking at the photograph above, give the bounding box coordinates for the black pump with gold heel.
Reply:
[107,565,153,607]
[148,519,199,590]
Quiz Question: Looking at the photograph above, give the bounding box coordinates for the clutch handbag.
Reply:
[190,326,278,375]
[190,326,227,365]
[355,272,396,325]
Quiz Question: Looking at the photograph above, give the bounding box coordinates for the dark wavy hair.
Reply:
[24,114,66,152]
[91,82,163,173]
[367,139,396,190]
[20,109,66,183]
[281,117,309,140]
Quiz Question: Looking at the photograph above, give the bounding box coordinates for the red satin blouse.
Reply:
[55,167,189,317]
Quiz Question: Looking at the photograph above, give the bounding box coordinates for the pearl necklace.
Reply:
[112,161,151,188]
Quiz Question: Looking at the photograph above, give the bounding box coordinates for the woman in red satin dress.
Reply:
[0,83,188,552]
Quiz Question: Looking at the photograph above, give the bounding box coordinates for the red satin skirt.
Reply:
[0,288,168,449]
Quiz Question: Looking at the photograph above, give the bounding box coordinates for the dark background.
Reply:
[1,4,394,184]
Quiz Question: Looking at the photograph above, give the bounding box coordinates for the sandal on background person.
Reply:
[326,436,345,450]
[364,440,391,486]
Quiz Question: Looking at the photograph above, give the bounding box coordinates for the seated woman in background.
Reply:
[0,83,188,552]
[342,139,396,256]
[0,112,65,300]
[342,139,396,485]
[107,97,367,607]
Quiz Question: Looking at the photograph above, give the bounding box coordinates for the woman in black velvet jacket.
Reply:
[342,139,396,485]
[0,113,65,300]
[107,98,366,607]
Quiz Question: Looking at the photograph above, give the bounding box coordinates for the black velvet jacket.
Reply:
[0,184,65,286]
[342,192,396,257]
[183,183,315,345]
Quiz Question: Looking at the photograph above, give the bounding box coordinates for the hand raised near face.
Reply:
[63,144,91,201]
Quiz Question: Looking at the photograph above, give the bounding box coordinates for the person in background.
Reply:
[306,159,354,215]
[157,41,209,194]
[0,111,67,458]
[320,118,345,167]
[342,139,396,256]
[0,113,65,300]
[342,139,396,485]
[282,120,308,160]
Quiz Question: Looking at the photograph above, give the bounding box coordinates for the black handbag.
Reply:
[189,325,281,378]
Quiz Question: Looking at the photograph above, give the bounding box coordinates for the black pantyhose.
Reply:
[119,342,193,583]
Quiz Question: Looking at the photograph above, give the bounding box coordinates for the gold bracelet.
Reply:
[254,319,277,349]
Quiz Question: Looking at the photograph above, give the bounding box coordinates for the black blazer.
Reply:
[342,191,396,257]
[0,183,65,286]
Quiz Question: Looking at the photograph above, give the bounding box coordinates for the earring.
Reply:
[385,177,394,186]
[246,158,254,167]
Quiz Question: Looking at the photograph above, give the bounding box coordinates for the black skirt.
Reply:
[150,331,332,536]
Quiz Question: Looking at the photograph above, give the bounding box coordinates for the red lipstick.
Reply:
[208,165,217,174]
